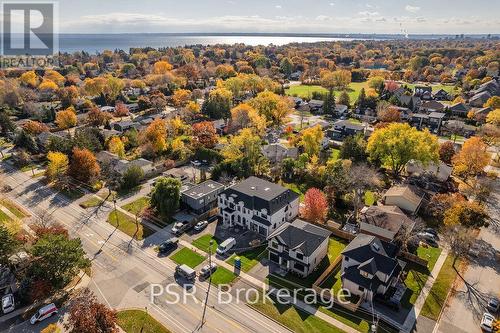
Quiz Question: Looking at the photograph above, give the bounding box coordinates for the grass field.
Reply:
[0,210,11,223]
[117,310,171,333]
[107,209,154,240]
[192,234,219,253]
[285,81,370,102]
[226,246,267,272]
[169,247,206,268]
[122,197,150,215]
[79,196,104,208]
[402,246,442,308]
[0,199,28,219]
[420,255,459,320]
[210,267,237,286]
[251,296,345,333]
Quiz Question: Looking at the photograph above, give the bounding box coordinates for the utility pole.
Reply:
[200,239,214,328]
[113,198,119,228]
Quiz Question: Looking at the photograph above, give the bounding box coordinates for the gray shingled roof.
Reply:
[269,219,331,256]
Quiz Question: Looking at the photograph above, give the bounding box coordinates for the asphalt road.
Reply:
[0,163,291,333]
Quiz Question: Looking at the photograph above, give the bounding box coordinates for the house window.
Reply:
[358,286,365,292]
[294,263,305,272]
[296,253,304,260]
[345,257,349,262]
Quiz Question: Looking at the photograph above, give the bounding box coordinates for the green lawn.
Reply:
[169,247,206,268]
[107,209,154,240]
[402,246,442,308]
[251,296,345,333]
[364,191,376,206]
[192,234,219,253]
[421,255,459,320]
[226,246,267,272]
[0,199,28,218]
[122,197,150,215]
[210,267,237,286]
[285,81,370,102]
[117,310,171,333]
[79,196,104,208]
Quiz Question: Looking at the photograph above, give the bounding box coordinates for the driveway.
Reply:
[435,180,500,333]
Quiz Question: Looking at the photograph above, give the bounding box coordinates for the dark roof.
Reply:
[333,120,365,131]
[182,180,224,199]
[222,177,299,215]
[342,234,399,275]
[428,112,446,119]
[268,219,331,256]
[359,206,415,240]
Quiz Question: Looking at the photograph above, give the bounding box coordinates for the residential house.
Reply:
[181,180,225,215]
[413,86,433,100]
[36,131,65,151]
[113,120,139,132]
[340,234,405,303]
[398,95,422,111]
[409,113,428,130]
[308,99,324,113]
[442,119,477,137]
[469,91,491,108]
[218,177,300,236]
[358,206,416,241]
[433,89,450,101]
[420,100,445,113]
[116,158,155,177]
[383,185,426,215]
[267,219,331,277]
[448,102,469,118]
[261,143,299,163]
[327,120,366,140]
[428,112,447,133]
[335,104,349,117]
[100,106,115,113]
[406,160,452,182]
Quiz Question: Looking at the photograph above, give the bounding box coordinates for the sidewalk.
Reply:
[401,248,449,332]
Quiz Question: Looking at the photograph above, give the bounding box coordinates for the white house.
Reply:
[218,177,299,236]
[341,234,404,302]
[383,185,426,215]
[267,219,331,277]
[260,143,298,163]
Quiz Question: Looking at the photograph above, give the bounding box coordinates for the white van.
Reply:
[30,303,58,324]
[216,237,236,256]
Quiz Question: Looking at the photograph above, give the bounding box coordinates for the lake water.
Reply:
[56,34,375,53]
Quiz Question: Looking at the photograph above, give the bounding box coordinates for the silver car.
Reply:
[1,294,15,314]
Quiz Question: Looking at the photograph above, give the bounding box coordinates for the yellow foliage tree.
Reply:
[140,119,167,154]
[249,91,294,126]
[44,70,65,87]
[41,323,61,333]
[172,89,191,107]
[486,109,500,126]
[107,136,125,158]
[153,60,173,74]
[452,137,490,181]
[230,103,266,135]
[299,125,324,157]
[19,71,38,88]
[45,151,69,183]
[55,107,77,132]
[38,79,59,92]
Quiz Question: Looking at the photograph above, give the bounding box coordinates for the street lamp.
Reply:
[200,239,214,328]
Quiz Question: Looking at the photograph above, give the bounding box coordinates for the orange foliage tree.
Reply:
[301,188,328,223]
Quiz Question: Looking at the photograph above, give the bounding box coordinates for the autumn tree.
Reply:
[69,148,100,183]
[320,70,351,91]
[66,288,118,333]
[301,188,328,223]
[113,103,129,118]
[299,125,324,157]
[337,90,351,108]
[57,86,80,108]
[86,107,112,127]
[340,134,367,162]
[368,76,385,94]
[41,324,61,333]
[192,121,218,148]
[230,103,266,135]
[439,141,455,164]
[22,120,49,135]
[444,200,488,228]
[452,137,490,182]
[107,136,125,158]
[377,102,400,123]
[484,96,500,109]
[153,60,173,74]
[45,151,69,183]
[19,71,38,88]
[172,89,191,107]
[249,91,293,126]
[367,123,439,177]
[150,177,181,218]
[140,118,167,154]
[55,107,77,133]
[486,108,500,126]
[44,70,65,87]
[83,77,107,96]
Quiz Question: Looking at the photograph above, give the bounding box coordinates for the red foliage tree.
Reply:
[439,141,455,165]
[114,102,129,118]
[68,148,100,183]
[301,188,328,223]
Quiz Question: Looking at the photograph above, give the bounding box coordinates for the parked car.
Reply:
[172,221,193,235]
[158,237,179,254]
[191,160,201,167]
[1,294,15,314]
[487,298,499,313]
[417,233,438,247]
[216,237,236,256]
[199,263,217,279]
[194,220,208,232]
[423,228,439,238]
[175,264,196,282]
[480,312,495,332]
[30,303,58,324]
[417,231,439,241]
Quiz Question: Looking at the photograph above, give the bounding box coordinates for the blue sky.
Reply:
[55,0,500,34]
